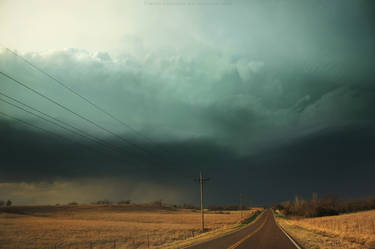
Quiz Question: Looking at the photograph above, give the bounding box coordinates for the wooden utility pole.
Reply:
[196,171,210,232]
[240,193,243,218]
[200,171,204,231]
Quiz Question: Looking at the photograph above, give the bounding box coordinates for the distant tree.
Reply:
[96,200,112,205]
[312,192,318,201]
[227,205,240,210]
[0,200,4,206]
[68,201,78,206]
[151,200,163,207]
[208,205,225,211]
[118,200,131,205]
[294,196,302,208]
[6,200,12,207]
[182,203,199,209]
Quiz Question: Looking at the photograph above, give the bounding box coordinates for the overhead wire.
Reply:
[0,47,211,184]
[0,45,172,157]
[0,71,156,159]
[0,110,74,144]
[0,91,130,154]
[0,96,118,154]
[0,98,153,169]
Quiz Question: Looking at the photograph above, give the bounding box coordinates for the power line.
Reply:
[0,91,129,152]
[1,45,171,156]
[0,71,155,158]
[0,99,156,170]
[0,93,163,169]
[0,110,143,172]
[0,110,74,144]
[0,96,122,155]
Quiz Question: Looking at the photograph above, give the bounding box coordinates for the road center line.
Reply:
[226,215,268,249]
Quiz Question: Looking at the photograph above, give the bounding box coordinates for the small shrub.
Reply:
[118,200,131,205]
[96,200,112,205]
[151,200,163,207]
[241,211,261,224]
[6,200,12,207]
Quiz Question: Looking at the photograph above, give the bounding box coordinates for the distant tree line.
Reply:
[93,200,113,205]
[64,200,172,207]
[90,200,166,207]
[274,194,375,217]
[0,200,12,207]
[118,200,131,205]
[149,203,255,211]
[65,200,131,205]
[208,204,252,211]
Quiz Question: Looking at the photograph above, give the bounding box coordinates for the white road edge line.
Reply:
[181,211,265,249]
[273,212,303,249]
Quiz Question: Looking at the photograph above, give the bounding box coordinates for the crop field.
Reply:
[0,205,256,249]
[277,209,375,249]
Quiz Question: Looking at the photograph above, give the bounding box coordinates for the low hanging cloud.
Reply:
[1,46,374,150]
[1,118,375,205]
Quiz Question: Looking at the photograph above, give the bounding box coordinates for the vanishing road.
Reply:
[186,209,302,249]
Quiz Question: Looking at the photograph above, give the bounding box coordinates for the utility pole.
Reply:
[195,171,210,232]
[240,193,243,219]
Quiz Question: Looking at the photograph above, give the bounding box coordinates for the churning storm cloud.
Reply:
[0,0,375,205]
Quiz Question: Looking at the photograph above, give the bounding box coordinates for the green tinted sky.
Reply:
[0,0,374,205]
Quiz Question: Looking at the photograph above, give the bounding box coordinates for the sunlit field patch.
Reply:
[0,204,256,249]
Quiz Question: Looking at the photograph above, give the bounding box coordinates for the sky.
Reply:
[0,0,375,206]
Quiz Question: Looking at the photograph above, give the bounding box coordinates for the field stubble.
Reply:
[277,209,375,249]
[0,205,257,249]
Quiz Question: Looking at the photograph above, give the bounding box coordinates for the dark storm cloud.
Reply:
[1,119,375,205]
[1,0,375,205]
[0,119,234,181]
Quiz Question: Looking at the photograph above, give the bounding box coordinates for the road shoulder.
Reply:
[162,211,264,249]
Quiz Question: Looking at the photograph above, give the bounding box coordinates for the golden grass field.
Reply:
[0,204,258,249]
[277,209,375,249]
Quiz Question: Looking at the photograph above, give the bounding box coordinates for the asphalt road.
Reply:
[185,209,302,249]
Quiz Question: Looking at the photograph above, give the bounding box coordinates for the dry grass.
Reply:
[0,205,257,249]
[276,209,375,249]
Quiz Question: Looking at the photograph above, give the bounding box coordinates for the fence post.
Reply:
[90,241,93,249]
[113,240,116,249]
